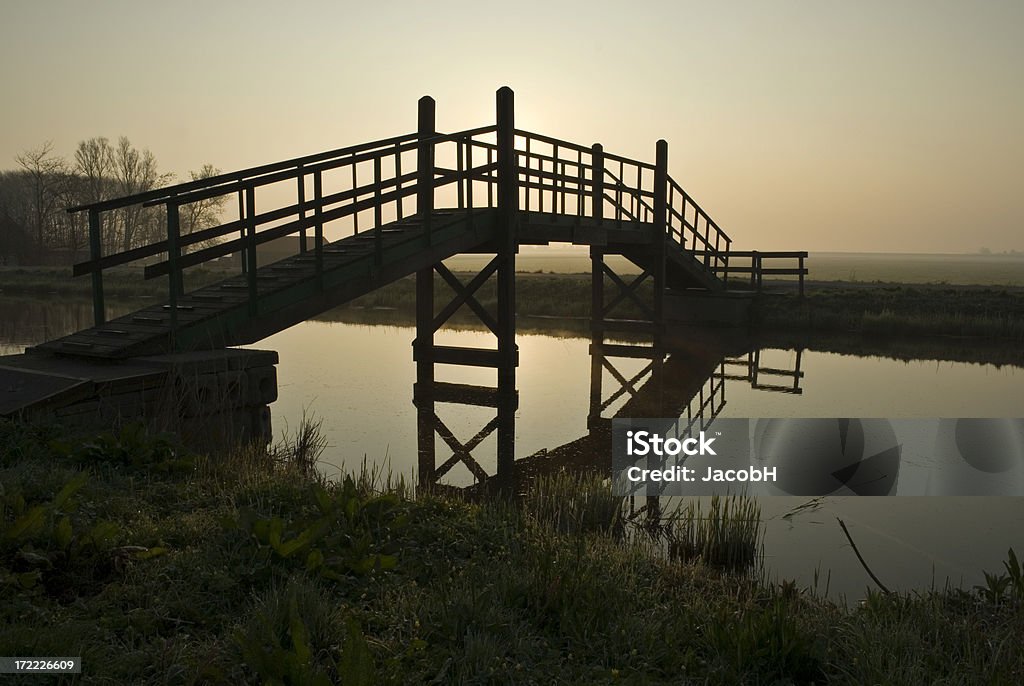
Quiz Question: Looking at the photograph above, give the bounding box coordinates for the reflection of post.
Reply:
[412,379,519,490]
[414,384,435,487]
[793,349,803,392]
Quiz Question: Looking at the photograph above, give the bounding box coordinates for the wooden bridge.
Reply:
[19,87,807,482]
[38,86,804,360]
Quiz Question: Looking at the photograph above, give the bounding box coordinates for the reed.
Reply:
[521,470,623,535]
[662,495,764,573]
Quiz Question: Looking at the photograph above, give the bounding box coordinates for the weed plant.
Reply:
[1,420,1021,683]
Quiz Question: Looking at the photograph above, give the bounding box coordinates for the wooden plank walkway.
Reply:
[32,209,498,359]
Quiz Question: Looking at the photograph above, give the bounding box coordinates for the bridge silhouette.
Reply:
[15,87,807,487]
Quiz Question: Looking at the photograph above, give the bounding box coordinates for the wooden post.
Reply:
[88,208,105,326]
[374,156,383,266]
[167,201,181,335]
[415,95,437,487]
[237,190,247,274]
[245,186,258,315]
[589,143,605,421]
[417,96,435,242]
[297,166,307,254]
[589,143,604,336]
[799,254,805,298]
[495,86,517,477]
[314,170,324,290]
[652,140,668,331]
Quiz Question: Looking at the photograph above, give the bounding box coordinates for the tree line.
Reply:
[0,137,224,266]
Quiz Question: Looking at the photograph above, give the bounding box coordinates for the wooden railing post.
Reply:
[237,190,247,274]
[245,185,258,314]
[495,85,517,477]
[653,139,668,327]
[166,201,181,335]
[589,143,605,351]
[297,165,307,254]
[314,170,324,290]
[415,95,436,410]
[417,96,435,243]
[87,208,105,325]
[373,156,383,266]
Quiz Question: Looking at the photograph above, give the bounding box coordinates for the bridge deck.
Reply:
[32,207,729,360]
[33,209,498,359]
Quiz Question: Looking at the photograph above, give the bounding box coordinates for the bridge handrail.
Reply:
[137,137,499,279]
[514,131,595,217]
[67,131,422,214]
[71,127,500,276]
[66,126,498,215]
[68,96,759,331]
[665,176,732,280]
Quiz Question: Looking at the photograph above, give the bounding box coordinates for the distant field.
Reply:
[445,251,1024,286]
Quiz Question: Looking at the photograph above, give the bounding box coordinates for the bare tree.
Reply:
[74,137,116,252]
[15,142,67,262]
[180,163,227,252]
[112,137,172,252]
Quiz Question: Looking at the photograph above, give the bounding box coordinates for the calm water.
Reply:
[2,296,1022,602]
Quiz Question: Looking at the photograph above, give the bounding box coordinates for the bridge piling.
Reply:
[415,95,437,484]
[495,86,517,477]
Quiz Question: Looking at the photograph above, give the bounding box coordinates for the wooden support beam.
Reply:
[589,343,664,359]
[424,345,510,368]
[414,381,518,409]
[495,86,517,479]
[432,260,500,335]
[652,139,668,334]
[88,208,105,326]
[417,96,435,241]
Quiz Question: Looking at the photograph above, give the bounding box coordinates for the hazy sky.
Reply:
[2,0,1021,253]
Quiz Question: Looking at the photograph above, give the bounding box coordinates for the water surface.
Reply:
[2,296,1022,602]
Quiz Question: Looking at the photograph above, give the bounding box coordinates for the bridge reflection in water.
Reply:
[413,327,805,495]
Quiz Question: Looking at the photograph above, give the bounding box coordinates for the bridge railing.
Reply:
[692,250,809,295]
[67,99,743,330]
[601,154,657,226]
[719,349,804,394]
[666,177,731,281]
[514,130,596,218]
[68,126,500,327]
[513,129,732,285]
[514,129,661,226]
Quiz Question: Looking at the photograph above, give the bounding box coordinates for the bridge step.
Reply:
[35,208,495,358]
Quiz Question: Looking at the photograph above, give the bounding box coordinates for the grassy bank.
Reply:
[754,282,1024,342]
[0,267,226,299]
[4,266,1024,343]
[2,421,1022,684]
[316,276,1024,343]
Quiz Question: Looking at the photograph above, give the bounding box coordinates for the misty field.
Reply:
[446,251,1024,286]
